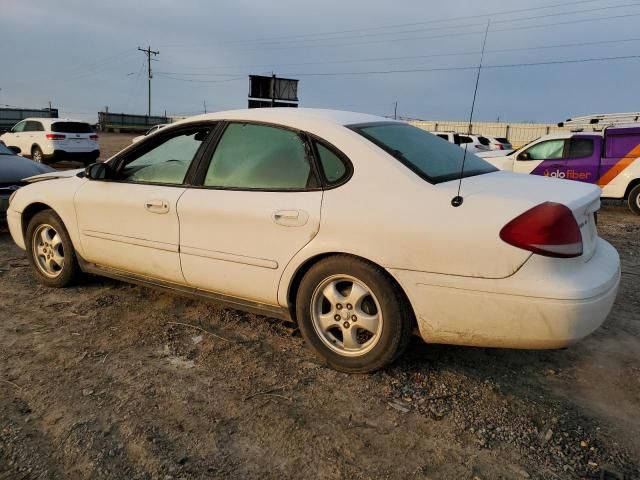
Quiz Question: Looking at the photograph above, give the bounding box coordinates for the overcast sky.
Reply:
[3,0,640,123]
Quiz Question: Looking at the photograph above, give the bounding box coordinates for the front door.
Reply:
[178,122,323,306]
[513,138,567,178]
[74,124,212,284]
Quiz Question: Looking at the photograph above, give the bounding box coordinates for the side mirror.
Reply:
[517,152,531,161]
[8,146,21,154]
[84,162,114,180]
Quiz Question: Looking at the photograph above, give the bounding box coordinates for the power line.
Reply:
[229,2,640,48]
[236,10,640,52]
[189,0,606,46]
[154,35,640,75]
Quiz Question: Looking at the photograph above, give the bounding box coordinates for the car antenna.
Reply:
[451,20,490,208]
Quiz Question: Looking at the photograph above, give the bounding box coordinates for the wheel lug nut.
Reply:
[336,304,343,310]
[334,314,341,321]
[351,315,357,321]
[343,321,350,329]
[346,304,352,310]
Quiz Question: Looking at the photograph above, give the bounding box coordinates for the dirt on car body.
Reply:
[1,205,639,479]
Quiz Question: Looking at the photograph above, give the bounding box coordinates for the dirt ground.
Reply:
[1,137,639,479]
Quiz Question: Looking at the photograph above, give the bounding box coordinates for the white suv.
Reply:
[431,131,491,153]
[0,118,99,165]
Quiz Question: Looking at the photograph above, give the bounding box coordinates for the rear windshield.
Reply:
[51,122,93,133]
[351,122,497,184]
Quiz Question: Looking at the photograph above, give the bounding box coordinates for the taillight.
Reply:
[46,133,65,140]
[90,134,99,141]
[499,202,583,258]
[497,144,504,150]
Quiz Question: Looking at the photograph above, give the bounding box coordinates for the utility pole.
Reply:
[203,100,207,113]
[138,45,159,116]
[394,101,398,120]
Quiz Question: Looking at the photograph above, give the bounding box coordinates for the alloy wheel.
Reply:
[32,224,65,278]
[310,275,383,357]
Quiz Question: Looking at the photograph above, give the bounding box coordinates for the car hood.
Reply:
[23,168,84,183]
[0,155,54,184]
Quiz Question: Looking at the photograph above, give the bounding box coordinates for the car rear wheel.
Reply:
[628,184,640,216]
[296,255,413,373]
[31,146,44,163]
[26,210,81,287]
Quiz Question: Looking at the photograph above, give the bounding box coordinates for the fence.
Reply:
[408,120,583,148]
[0,107,58,132]
[98,111,169,133]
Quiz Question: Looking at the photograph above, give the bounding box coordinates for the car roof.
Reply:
[20,117,88,126]
[175,108,399,131]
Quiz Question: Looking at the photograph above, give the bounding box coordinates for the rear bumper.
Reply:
[44,150,100,164]
[389,238,620,349]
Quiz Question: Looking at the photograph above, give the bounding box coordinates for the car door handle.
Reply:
[144,199,169,214]
[272,209,308,227]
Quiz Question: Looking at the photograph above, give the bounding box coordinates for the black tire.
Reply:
[25,209,82,288]
[31,145,44,163]
[628,184,640,216]
[295,255,413,373]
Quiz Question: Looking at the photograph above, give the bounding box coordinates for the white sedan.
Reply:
[6,109,620,372]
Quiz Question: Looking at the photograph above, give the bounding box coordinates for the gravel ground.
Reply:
[1,138,639,478]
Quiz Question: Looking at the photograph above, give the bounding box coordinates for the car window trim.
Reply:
[189,119,323,193]
[98,121,218,188]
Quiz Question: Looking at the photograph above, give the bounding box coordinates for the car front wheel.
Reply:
[296,256,413,373]
[26,210,81,287]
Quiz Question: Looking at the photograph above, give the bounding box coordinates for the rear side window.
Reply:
[351,122,497,184]
[478,136,490,146]
[495,138,509,144]
[458,135,472,144]
[51,122,93,133]
[568,138,594,159]
[204,123,314,190]
[436,134,448,140]
[315,141,348,184]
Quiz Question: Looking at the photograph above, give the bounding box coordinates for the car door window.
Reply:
[521,139,566,160]
[203,123,314,189]
[458,135,472,144]
[567,138,594,159]
[314,141,348,184]
[12,121,26,133]
[119,127,210,184]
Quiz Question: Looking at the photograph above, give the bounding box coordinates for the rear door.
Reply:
[563,136,601,183]
[178,121,323,306]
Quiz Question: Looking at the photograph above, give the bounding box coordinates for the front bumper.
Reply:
[389,238,620,349]
[7,208,25,249]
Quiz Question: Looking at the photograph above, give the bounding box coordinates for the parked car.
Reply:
[0,143,53,221]
[6,109,620,372]
[132,124,168,144]
[430,131,491,153]
[482,125,640,215]
[486,136,513,151]
[0,118,99,165]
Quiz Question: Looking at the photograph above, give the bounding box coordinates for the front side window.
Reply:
[119,127,210,184]
[204,123,314,190]
[520,139,566,160]
[351,123,497,184]
[11,121,26,133]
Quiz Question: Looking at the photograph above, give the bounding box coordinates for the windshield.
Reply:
[351,122,497,184]
[0,143,15,155]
